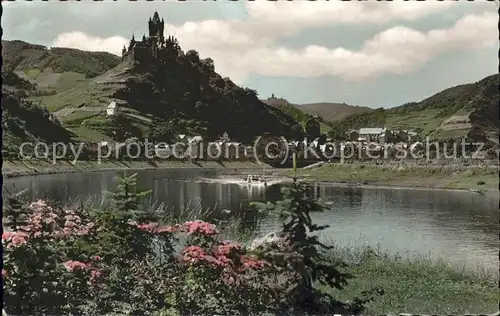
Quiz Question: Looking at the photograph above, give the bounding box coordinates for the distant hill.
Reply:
[261,96,311,123]
[262,96,373,122]
[337,73,499,146]
[2,40,121,94]
[2,13,303,144]
[296,102,373,121]
[261,96,335,133]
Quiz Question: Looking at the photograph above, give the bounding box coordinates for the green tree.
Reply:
[251,180,382,314]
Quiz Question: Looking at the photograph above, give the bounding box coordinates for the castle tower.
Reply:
[148,11,165,42]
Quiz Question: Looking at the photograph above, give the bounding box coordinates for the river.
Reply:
[3,168,499,272]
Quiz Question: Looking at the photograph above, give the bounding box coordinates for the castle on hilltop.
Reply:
[121,11,180,64]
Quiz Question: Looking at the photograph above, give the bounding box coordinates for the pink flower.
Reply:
[181,245,207,263]
[137,222,159,233]
[183,220,217,236]
[241,257,266,270]
[64,220,76,228]
[181,245,206,256]
[76,228,90,236]
[90,269,103,283]
[64,214,81,221]
[2,269,7,278]
[30,200,47,208]
[92,255,102,261]
[155,225,180,234]
[63,260,89,272]
[215,255,232,266]
[10,232,29,247]
[2,232,14,240]
[34,231,42,238]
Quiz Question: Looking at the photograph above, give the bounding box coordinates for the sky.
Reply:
[2,0,498,108]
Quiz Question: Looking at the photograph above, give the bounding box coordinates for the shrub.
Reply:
[2,174,379,315]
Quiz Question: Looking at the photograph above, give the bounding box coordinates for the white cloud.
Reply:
[52,3,497,84]
[51,32,128,56]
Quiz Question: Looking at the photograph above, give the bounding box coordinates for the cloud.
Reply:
[51,32,128,56]
[51,3,497,84]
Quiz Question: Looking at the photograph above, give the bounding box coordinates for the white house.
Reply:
[106,101,120,116]
[358,128,387,144]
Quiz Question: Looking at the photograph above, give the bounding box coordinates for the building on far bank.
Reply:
[358,127,387,144]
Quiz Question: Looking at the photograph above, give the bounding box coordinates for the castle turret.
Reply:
[149,11,164,42]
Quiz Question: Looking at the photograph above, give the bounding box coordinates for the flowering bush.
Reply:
[2,174,375,315]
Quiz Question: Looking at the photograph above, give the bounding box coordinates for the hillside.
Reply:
[2,69,75,155]
[262,96,333,133]
[32,56,303,144]
[337,73,499,145]
[2,40,121,94]
[262,96,311,122]
[262,96,373,122]
[297,102,373,121]
[3,16,303,144]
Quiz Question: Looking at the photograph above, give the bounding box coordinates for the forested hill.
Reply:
[3,37,304,144]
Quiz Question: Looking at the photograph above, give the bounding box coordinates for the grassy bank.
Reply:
[2,159,274,178]
[324,242,499,315]
[278,163,499,192]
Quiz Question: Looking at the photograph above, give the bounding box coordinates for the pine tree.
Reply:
[107,173,151,214]
[93,172,155,260]
[251,179,382,314]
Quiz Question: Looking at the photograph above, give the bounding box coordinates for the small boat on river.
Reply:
[241,174,268,186]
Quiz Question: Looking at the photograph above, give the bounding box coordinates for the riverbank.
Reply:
[3,160,498,194]
[275,163,499,192]
[324,242,499,315]
[2,160,274,179]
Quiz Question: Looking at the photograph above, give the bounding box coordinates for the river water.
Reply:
[4,169,499,272]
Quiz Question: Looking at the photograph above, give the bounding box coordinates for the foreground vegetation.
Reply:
[326,242,498,315]
[3,173,498,315]
[2,174,379,315]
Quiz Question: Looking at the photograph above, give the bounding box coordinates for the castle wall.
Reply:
[132,46,151,64]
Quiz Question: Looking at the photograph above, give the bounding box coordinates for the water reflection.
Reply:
[4,169,498,271]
